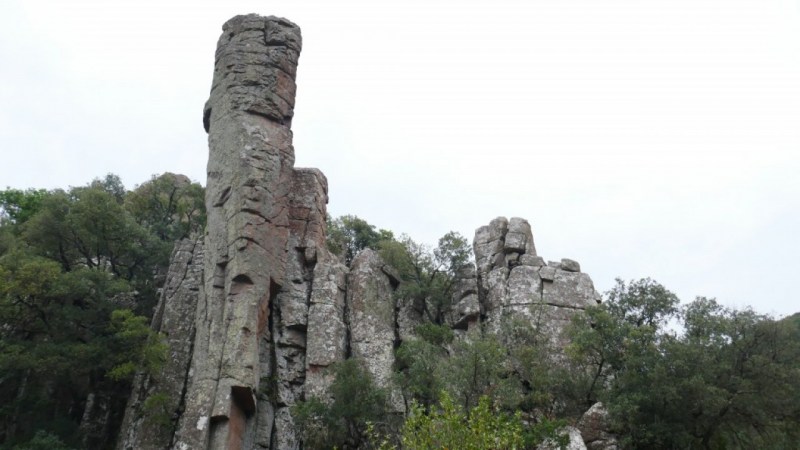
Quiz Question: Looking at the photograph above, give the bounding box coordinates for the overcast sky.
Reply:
[1,0,798,316]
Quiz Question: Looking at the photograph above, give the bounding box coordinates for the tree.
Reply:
[395,323,454,409]
[0,173,200,448]
[0,251,163,448]
[0,188,49,225]
[568,279,800,449]
[567,278,680,408]
[326,215,394,264]
[294,359,388,449]
[400,392,524,450]
[125,173,205,242]
[378,232,471,324]
[444,332,518,412]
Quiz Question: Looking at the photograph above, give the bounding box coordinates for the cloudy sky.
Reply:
[1,0,798,316]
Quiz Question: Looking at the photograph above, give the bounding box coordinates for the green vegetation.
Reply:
[400,392,524,450]
[379,232,471,325]
[319,216,800,449]
[294,359,389,449]
[326,214,473,324]
[568,279,800,449]
[0,173,204,449]
[326,215,394,265]
[1,201,797,449]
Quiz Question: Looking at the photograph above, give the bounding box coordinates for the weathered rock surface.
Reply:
[578,402,619,450]
[445,265,481,331]
[119,14,352,450]
[117,14,605,450]
[347,249,404,412]
[473,217,600,347]
[117,237,203,450]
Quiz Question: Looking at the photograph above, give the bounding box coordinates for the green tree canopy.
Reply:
[326,214,394,264]
[568,279,800,450]
[0,173,202,448]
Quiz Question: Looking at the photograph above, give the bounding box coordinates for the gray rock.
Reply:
[543,271,599,309]
[578,402,619,450]
[505,217,536,255]
[520,254,545,267]
[117,238,204,450]
[154,14,349,450]
[118,12,610,449]
[347,249,404,412]
[445,264,480,329]
[474,216,508,275]
[561,258,581,272]
[540,266,557,282]
[506,265,543,305]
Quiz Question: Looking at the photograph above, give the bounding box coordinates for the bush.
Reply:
[294,359,388,449]
[401,392,523,450]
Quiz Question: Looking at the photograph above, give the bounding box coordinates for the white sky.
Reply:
[1,0,799,316]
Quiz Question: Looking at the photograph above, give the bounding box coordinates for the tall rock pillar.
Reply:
[116,14,351,450]
[175,15,302,450]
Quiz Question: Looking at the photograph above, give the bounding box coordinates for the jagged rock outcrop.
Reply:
[474,217,601,347]
[118,14,350,450]
[117,14,605,450]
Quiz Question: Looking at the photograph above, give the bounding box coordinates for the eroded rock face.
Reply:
[472,217,601,347]
[347,249,404,412]
[117,14,351,450]
[172,15,304,450]
[117,15,605,450]
[578,402,619,450]
[117,237,204,450]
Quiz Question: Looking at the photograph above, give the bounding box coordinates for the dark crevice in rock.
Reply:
[342,272,352,359]
[203,106,212,132]
[542,303,587,311]
[230,274,255,296]
[392,289,402,351]
[266,278,281,449]
[213,186,231,207]
[168,324,195,449]
[231,386,256,415]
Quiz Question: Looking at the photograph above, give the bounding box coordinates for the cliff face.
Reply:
[117,14,601,450]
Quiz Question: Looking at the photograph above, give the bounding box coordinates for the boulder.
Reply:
[561,258,581,272]
[578,402,619,450]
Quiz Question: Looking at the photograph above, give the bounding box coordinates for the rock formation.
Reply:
[474,217,600,347]
[117,14,604,450]
[577,403,619,450]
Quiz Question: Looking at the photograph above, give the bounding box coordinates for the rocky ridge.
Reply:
[117,14,607,450]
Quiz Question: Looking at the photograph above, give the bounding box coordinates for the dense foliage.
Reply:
[569,279,800,450]
[294,359,390,449]
[0,173,204,449]
[2,201,797,449]
[312,216,800,450]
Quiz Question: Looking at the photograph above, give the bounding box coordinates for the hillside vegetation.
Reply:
[0,174,204,449]
[1,175,798,449]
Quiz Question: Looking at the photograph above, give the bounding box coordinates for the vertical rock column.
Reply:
[117,238,204,450]
[173,15,302,450]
